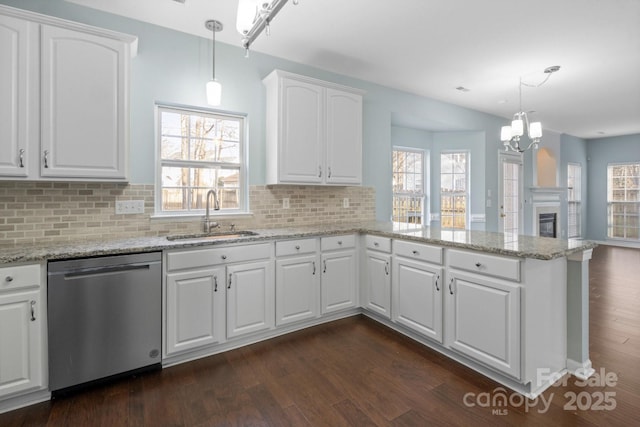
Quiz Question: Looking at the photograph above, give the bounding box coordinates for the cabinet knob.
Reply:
[295,245,301,250]
[475,262,482,268]
[338,241,343,245]
[374,242,379,247]
[221,255,227,260]
[412,250,419,255]
[5,276,13,282]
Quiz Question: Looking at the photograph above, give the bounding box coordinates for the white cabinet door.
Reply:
[278,78,323,184]
[275,254,320,326]
[0,291,43,397]
[446,271,521,379]
[392,257,443,343]
[226,260,275,338]
[165,267,225,356]
[321,250,357,314]
[40,24,128,179]
[0,14,35,178]
[325,88,362,185]
[364,251,391,318]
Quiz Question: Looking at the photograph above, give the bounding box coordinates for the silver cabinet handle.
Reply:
[5,276,13,282]
[295,245,301,250]
[30,300,36,321]
[312,261,316,275]
[19,149,25,168]
[318,165,322,178]
[328,167,332,178]
[384,261,389,275]
[227,273,232,289]
[435,274,440,292]
[43,150,49,168]
[449,278,454,295]
[214,275,218,292]
[323,260,327,273]
[221,255,227,260]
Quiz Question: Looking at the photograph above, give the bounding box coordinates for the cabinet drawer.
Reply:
[166,243,272,271]
[321,234,356,251]
[393,240,442,265]
[365,235,391,253]
[0,264,41,292]
[276,238,317,257]
[448,249,520,282]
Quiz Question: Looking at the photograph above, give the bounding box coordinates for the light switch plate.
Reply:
[115,200,145,214]
[343,198,349,208]
[283,198,290,209]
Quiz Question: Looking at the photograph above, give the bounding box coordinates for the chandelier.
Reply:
[501,66,560,152]
[236,0,300,55]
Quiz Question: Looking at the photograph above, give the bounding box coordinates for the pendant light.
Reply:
[205,19,223,106]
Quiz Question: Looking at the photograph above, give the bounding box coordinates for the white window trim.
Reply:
[440,150,470,230]
[567,162,582,239]
[392,146,428,225]
[154,103,249,218]
[607,162,640,241]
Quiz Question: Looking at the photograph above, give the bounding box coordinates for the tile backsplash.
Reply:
[0,182,375,245]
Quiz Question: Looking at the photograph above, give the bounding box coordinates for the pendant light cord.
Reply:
[212,25,216,80]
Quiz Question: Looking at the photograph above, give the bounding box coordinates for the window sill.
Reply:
[151,212,254,221]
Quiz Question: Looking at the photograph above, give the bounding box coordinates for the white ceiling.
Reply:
[66,0,640,139]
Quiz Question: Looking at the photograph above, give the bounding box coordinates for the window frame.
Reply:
[440,150,470,230]
[567,162,582,239]
[392,147,428,226]
[154,104,249,217]
[607,162,640,241]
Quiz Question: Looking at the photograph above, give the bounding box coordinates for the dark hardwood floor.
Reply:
[2,244,639,426]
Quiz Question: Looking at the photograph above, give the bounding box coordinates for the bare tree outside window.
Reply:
[607,163,640,240]
[441,152,468,229]
[157,106,246,215]
[392,149,425,225]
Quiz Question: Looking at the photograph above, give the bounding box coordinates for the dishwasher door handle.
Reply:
[62,263,154,280]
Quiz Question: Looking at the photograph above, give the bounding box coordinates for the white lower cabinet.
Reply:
[364,251,391,317]
[163,243,273,358]
[165,267,225,356]
[0,264,45,400]
[445,270,521,379]
[392,257,443,343]
[276,253,320,326]
[226,260,274,338]
[321,235,358,314]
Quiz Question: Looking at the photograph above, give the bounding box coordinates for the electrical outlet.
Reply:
[283,198,290,209]
[115,200,145,214]
[343,198,349,208]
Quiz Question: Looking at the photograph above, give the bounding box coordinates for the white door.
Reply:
[279,78,324,183]
[40,24,127,179]
[392,257,443,343]
[226,260,274,338]
[364,251,391,318]
[321,250,357,314]
[499,153,523,237]
[0,291,43,397]
[165,267,225,356]
[446,271,521,379]
[325,88,362,185]
[0,15,35,177]
[275,254,320,326]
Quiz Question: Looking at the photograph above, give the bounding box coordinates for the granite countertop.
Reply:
[0,222,597,264]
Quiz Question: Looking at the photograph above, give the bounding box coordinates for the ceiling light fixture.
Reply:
[501,65,560,152]
[205,19,223,106]
[236,0,299,56]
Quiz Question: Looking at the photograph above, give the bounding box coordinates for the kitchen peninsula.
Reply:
[0,222,596,412]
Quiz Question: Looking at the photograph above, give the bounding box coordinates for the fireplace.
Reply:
[539,213,557,238]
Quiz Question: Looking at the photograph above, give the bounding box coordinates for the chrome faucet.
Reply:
[204,189,220,233]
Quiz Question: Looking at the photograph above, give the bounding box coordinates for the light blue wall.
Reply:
[0,0,533,230]
[586,134,640,241]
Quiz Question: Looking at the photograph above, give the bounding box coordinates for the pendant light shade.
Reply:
[205,19,223,106]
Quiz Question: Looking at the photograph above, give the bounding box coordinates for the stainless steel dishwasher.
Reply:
[48,252,162,393]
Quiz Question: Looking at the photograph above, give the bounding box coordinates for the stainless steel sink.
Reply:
[166,230,259,241]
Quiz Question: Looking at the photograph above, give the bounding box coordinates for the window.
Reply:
[156,105,247,215]
[392,148,425,225]
[567,163,582,238]
[607,163,639,240]
[440,152,468,229]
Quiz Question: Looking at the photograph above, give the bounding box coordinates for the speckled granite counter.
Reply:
[0,222,596,264]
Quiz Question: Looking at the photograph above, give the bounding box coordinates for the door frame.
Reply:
[498,151,524,235]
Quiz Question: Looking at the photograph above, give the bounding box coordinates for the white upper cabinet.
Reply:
[264,69,364,186]
[0,5,136,181]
